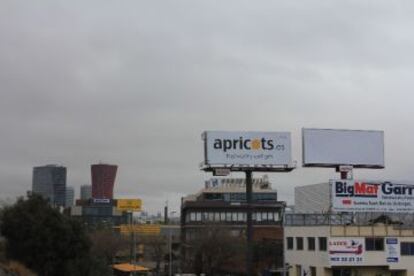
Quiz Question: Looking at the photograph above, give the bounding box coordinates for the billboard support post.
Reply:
[246,170,253,276]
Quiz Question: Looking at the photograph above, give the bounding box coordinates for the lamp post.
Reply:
[169,210,177,276]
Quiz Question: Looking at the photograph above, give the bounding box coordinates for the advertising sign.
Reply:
[329,238,364,265]
[302,128,384,168]
[116,199,142,212]
[386,238,400,263]
[331,179,414,213]
[119,224,160,235]
[202,131,292,170]
[92,198,111,204]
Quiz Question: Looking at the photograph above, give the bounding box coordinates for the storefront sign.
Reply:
[329,238,364,265]
[386,238,400,263]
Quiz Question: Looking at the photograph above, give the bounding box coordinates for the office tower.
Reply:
[32,165,66,207]
[65,186,74,207]
[80,184,92,200]
[91,163,117,199]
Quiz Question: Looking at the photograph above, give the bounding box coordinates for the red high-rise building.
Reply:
[91,164,117,199]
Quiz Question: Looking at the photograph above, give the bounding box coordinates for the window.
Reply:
[287,237,294,250]
[214,212,220,221]
[220,212,225,221]
[268,212,274,221]
[401,242,414,255]
[232,212,237,222]
[296,237,303,250]
[226,212,232,221]
[274,212,280,221]
[366,237,384,251]
[190,212,196,222]
[318,237,327,251]
[195,212,201,222]
[241,212,247,222]
[333,269,351,276]
[308,237,315,251]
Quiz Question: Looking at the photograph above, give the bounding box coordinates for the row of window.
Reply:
[286,237,327,251]
[287,236,414,256]
[204,192,277,202]
[186,211,280,223]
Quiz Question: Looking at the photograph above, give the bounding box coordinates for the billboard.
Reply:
[329,238,364,265]
[202,131,292,170]
[302,128,384,168]
[119,224,160,235]
[116,199,142,212]
[386,238,400,263]
[331,179,414,213]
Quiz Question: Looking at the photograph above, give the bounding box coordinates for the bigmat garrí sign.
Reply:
[331,179,414,213]
[202,131,292,168]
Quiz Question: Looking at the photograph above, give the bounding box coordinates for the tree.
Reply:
[138,234,167,275]
[183,226,246,275]
[89,229,129,265]
[0,194,100,275]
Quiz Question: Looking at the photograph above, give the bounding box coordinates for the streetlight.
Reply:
[169,211,177,276]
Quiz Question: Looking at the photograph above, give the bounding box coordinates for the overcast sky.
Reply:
[2,1,414,214]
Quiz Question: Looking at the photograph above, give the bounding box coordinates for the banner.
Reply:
[331,179,414,213]
[329,238,364,265]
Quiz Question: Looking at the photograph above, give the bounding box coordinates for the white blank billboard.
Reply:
[302,128,384,168]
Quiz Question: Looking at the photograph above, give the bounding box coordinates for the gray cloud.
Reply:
[1,0,414,213]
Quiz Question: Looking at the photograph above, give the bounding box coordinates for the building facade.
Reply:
[181,176,285,275]
[71,199,128,228]
[285,213,414,276]
[65,186,74,207]
[32,165,66,207]
[295,183,330,213]
[91,163,117,199]
[80,184,92,200]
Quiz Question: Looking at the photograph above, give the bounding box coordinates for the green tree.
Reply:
[0,194,103,276]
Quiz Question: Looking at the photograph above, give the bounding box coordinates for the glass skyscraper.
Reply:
[32,165,66,207]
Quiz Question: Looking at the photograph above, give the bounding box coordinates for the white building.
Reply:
[285,213,414,276]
